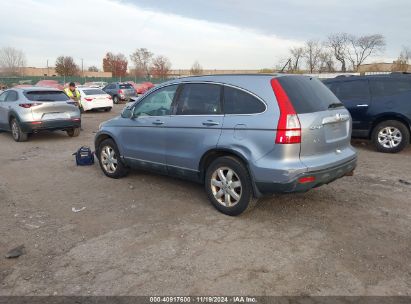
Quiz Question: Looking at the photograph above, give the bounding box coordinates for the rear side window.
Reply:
[278,76,342,113]
[5,90,18,101]
[119,84,133,89]
[370,78,411,97]
[83,89,106,95]
[176,84,221,115]
[224,86,265,114]
[25,91,70,101]
[330,80,370,101]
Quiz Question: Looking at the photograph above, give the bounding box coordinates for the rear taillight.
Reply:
[19,103,42,108]
[85,98,93,101]
[271,79,301,144]
[118,89,123,94]
[107,96,112,100]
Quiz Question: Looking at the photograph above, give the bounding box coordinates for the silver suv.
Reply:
[95,75,357,216]
[0,87,81,142]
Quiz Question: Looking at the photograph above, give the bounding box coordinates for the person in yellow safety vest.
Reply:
[64,82,82,110]
[64,82,83,130]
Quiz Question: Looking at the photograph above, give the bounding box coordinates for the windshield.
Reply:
[24,91,70,102]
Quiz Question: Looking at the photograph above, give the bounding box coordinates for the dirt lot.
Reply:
[0,104,410,296]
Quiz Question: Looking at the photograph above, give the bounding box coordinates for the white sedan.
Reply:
[78,87,113,112]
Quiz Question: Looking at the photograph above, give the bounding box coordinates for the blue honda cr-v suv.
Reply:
[324,73,411,153]
[95,75,357,216]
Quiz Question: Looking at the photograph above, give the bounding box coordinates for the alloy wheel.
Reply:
[378,127,402,149]
[100,145,118,174]
[11,121,19,140]
[210,167,242,207]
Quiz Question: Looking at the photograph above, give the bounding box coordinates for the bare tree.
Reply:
[130,48,153,78]
[190,61,203,75]
[290,46,304,72]
[318,51,335,73]
[0,47,26,76]
[88,66,99,72]
[326,33,349,72]
[347,34,386,71]
[392,46,411,72]
[150,55,171,79]
[303,40,322,73]
[55,56,79,76]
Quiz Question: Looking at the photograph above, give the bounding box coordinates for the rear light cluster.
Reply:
[118,89,124,94]
[19,103,42,108]
[85,98,94,101]
[271,79,301,144]
[107,96,112,100]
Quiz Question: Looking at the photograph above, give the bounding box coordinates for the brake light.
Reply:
[19,103,42,108]
[85,98,93,101]
[271,79,301,144]
[298,176,316,184]
[30,121,42,125]
[118,89,123,94]
[107,96,112,100]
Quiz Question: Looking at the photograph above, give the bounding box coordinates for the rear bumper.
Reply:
[20,119,81,133]
[255,157,357,195]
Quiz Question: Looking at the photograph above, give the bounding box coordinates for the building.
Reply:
[21,67,112,78]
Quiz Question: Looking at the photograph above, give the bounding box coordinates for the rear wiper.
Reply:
[328,102,344,109]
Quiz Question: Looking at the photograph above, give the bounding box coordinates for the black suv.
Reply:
[324,74,411,153]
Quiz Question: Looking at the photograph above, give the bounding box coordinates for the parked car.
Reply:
[95,75,357,216]
[102,82,137,104]
[0,87,81,142]
[84,81,108,89]
[324,74,411,153]
[77,87,113,112]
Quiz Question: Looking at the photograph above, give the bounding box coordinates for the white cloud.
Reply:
[0,0,302,69]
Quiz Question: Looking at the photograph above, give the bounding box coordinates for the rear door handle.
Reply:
[152,120,164,125]
[356,104,369,107]
[202,120,220,126]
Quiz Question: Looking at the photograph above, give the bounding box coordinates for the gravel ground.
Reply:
[0,104,410,296]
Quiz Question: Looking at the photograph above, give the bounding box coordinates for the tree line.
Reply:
[279,33,387,73]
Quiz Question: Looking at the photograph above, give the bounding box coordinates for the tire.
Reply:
[98,138,128,178]
[104,107,112,112]
[113,96,120,104]
[67,127,81,137]
[10,118,28,142]
[205,156,257,216]
[372,120,410,153]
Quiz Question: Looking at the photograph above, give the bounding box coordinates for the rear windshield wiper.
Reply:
[328,102,344,109]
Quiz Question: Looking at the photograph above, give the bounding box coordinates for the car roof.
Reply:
[323,73,411,83]
[8,87,64,92]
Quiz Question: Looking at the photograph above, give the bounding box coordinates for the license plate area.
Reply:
[42,113,70,120]
[324,121,349,143]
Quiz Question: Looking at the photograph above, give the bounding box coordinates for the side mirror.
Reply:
[121,107,134,119]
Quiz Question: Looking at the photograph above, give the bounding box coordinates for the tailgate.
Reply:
[276,75,357,170]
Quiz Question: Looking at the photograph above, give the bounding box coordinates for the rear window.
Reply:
[119,84,133,89]
[224,86,265,114]
[24,91,69,101]
[278,76,342,113]
[83,89,106,95]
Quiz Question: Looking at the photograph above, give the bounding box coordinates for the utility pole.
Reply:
[46,59,49,77]
[81,58,84,84]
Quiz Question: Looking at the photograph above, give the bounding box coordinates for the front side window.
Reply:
[133,85,177,117]
[224,86,265,114]
[176,83,221,115]
[331,80,370,101]
[0,92,8,102]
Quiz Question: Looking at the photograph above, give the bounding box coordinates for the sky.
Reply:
[0,0,410,70]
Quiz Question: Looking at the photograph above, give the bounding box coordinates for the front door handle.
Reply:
[152,120,164,125]
[356,104,369,107]
[202,120,220,126]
